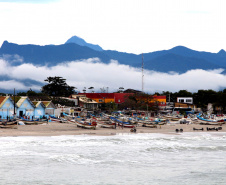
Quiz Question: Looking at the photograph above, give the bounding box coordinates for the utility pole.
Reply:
[142,53,144,92]
[14,88,16,117]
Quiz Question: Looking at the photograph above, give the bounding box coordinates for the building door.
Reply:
[19,111,23,117]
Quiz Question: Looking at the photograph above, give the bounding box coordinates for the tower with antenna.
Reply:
[142,53,144,92]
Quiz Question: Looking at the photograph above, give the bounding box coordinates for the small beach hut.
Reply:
[42,101,56,116]
[16,96,35,118]
[32,101,46,119]
[0,96,18,119]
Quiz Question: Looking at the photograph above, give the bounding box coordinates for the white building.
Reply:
[177,97,193,104]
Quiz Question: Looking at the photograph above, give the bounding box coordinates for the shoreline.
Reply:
[0,122,225,137]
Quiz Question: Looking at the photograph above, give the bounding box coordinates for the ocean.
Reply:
[0,133,226,185]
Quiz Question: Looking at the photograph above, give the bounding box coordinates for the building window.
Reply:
[99,99,103,102]
[118,99,120,102]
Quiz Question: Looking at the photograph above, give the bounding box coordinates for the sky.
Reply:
[0,0,226,93]
[0,0,226,54]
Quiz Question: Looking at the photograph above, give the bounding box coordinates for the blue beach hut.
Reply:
[0,96,18,119]
[42,101,56,117]
[32,101,46,119]
[16,96,35,119]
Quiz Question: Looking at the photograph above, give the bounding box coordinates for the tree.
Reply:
[118,93,154,111]
[41,76,75,97]
[17,89,46,96]
[118,94,138,110]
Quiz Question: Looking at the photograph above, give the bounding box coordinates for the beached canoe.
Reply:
[197,115,225,123]
[199,121,223,125]
[0,121,17,125]
[142,124,157,128]
[75,121,96,129]
[118,123,135,128]
[24,121,39,125]
[96,120,116,128]
[0,125,17,129]
[170,118,181,121]
[99,123,115,129]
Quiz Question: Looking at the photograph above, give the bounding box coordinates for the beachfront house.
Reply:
[32,101,46,118]
[177,97,193,104]
[16,96,36,118]
[70,94,98,109]
[42,101,56,116]
[77,93,133,104]
[0,96,18,119]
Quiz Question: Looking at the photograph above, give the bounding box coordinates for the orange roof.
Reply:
[153,95,166,99]
[0,96,6,106]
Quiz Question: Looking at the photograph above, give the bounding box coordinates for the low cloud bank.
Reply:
[0,58,225,93]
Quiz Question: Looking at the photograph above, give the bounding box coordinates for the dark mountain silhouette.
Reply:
[0,41,109,66]
[144,53,222,73]
[0,38,226,73]
[103,50,140,66]
[141,46,226,68]
[104,46,226,72]
[65,36,103,51]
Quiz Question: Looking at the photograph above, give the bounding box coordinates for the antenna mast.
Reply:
[142,53,144,92]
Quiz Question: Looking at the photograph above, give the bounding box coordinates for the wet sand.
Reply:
[0,121,225,137]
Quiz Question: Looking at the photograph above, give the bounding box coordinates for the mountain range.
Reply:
[0,35,226,74]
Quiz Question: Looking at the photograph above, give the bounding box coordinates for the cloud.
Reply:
[0,58,226,93]
[0,0,58,3]
[0,80,40,91]
[1,54,24,63]
[186,11,210,14]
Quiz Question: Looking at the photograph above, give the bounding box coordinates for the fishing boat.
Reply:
[96,118,116,128]
[75,121,96,129]
[117,122,135,128]
[142,123,157,128]
[170,117,182,121]
[155,118,166,122]
[0,121,17,125]
[24,121,39,125]
[74,118,97,129]
[99,123,115,129]
[197,115,224,125]
[193,127,204,131]
[21,117,39,121]
[110,117,135,128]
[199,121,223,125]
[0,125,17,129]
[166,120,180,124]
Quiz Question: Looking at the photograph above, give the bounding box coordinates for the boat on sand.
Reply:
[75,120,96,129]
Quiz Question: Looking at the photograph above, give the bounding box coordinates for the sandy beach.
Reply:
[0,121,225,137]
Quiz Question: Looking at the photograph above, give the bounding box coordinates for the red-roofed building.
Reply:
[78,93,133,104]
[114,93,133,104]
